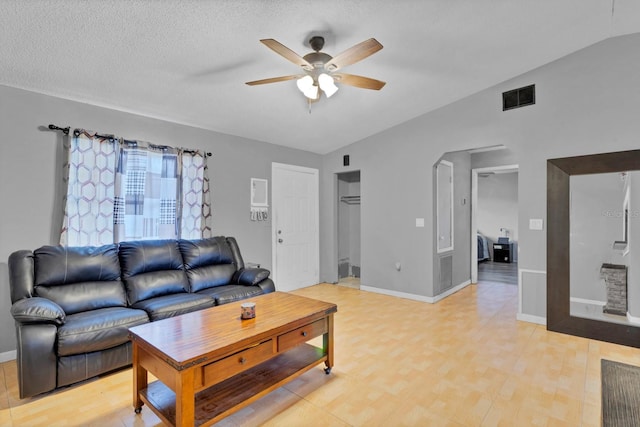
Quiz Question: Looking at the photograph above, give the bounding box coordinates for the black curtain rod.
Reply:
[184,149,212,157]
[48,123,211,157]
[73,128,115,140]
[48,124,70,135]
[48,124,111,140]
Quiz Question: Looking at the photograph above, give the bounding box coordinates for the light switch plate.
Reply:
[416,218,425,227]
[529,218,544,230]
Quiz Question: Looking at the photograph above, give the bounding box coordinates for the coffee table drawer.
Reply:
[203,339,274,385]
[278,318,327,352]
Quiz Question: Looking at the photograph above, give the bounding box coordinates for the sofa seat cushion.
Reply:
[197,284,264,306]
[132,293,215,321]
[57,307,149,356]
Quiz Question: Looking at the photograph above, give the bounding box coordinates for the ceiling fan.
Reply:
[245,36,386,102]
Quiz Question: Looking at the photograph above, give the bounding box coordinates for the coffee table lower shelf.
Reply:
[139,343,327,427]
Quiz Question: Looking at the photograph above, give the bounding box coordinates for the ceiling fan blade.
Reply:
[325,38,383,71]
[334,73,386,90]
[245,75,301,86]
[260,39,313,70]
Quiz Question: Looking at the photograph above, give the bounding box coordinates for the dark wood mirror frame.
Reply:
[547,149,640,348]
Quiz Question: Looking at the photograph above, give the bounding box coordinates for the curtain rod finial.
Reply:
[48,124,70,135]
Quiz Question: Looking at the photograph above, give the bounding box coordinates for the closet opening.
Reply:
[337,170,361,289]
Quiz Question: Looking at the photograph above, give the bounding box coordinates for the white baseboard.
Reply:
[570,297,606,306]
[360,285,433,302]
[517,313,546,325]
[627,313,640,325]
[0,350,16,363]
[361,280,472,304]
[431,280,472,303]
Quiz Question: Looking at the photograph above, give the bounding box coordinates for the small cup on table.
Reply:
[241,302,256,319]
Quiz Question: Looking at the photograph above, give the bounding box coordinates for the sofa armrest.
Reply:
[8,250,35,303]
[233,268,270,286]
[14,323,58,398]
[11,297,66,325]
[257,277,276,293]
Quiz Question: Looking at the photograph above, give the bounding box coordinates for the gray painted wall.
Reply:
[0,85,321,355]
[320,33,640,318]
[471,149,518,171]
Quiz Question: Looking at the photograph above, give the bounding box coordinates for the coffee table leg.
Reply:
[176,369,196,427]
[132,342,147,413]
[323,314,334,374]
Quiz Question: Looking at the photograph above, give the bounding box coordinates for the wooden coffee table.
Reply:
[128,291,337,427]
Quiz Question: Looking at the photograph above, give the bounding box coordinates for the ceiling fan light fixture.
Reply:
[296,75,313,92]
[303,84,320,100]
[318,73,338,98]
[297,75,320,99]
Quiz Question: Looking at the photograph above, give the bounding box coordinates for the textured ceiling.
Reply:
[2,0,640,154]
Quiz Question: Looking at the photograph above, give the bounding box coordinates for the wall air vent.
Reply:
[502,84,535,111]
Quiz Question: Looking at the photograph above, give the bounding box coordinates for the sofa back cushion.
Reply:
[179,237,238,292]
[119,240,188,305]
[33,244,126,315]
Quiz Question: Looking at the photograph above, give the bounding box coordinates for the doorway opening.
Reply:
[337,171,361,289]
[471,165,519,286]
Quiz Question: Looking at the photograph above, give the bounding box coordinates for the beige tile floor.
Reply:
[1,281,639,426]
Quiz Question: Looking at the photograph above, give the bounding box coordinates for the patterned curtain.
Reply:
[60,131,116,246]
[114,140,181,241]
[180,150,213,239]
[60,130,212,246]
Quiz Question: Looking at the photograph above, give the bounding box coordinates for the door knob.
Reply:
[278,238,283,243]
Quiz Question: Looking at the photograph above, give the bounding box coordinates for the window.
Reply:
[60,130,211,246]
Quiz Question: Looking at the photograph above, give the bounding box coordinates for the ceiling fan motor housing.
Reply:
[302,52,332,74]
[309,36,325,52]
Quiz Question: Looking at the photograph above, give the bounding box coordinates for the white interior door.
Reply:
[271,163,319,291]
